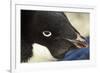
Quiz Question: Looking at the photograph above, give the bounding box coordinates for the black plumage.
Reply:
[21,10,88,62]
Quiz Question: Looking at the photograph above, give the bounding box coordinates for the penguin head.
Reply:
[21,10,88,60]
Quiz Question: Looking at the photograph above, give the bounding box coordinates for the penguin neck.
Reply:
[28,43,57,63]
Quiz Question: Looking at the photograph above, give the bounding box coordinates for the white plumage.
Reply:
[28,43,57,63]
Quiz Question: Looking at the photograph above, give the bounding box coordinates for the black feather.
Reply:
[21,10,80,62]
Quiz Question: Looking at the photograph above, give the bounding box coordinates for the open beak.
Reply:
[67,34,88,48]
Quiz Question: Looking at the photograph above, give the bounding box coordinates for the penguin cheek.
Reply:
[50,47,68,59]
[48,40,75,60]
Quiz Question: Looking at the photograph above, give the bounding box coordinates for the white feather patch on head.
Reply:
[28,43,57,63]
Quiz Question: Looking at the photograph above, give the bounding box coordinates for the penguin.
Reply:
[21,10,88,63]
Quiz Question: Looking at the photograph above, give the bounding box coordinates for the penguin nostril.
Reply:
[42,31,52,37]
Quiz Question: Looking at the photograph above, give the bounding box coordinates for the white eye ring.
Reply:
[42,31,52,37]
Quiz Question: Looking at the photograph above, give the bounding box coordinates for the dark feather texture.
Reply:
[21,10,88,62]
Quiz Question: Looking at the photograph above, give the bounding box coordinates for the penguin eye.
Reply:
[42,31,52,37]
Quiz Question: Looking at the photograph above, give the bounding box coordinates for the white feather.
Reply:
[28,43,57,63]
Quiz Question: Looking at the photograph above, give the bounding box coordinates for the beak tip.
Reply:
[67,39,89,48]
[75,41,89,48]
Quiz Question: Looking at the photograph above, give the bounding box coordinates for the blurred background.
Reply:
[65,12,89,37]
[64,12,90,60]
